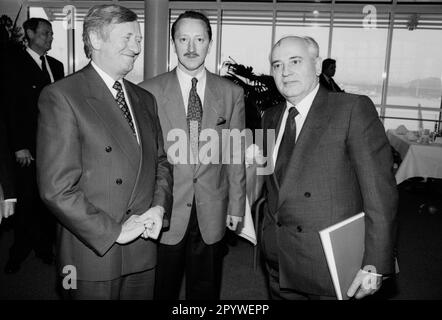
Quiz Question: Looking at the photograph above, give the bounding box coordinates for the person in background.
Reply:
[319,58,344,92]
[4,17,64,274]
[0,117,16,225]
[260,36,397,300]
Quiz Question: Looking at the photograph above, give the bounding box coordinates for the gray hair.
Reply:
[83,4,137,59]
[271,36,320,60]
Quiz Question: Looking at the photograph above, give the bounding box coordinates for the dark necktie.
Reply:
[40,55,51,84]
[187,77,203,160]
[112,81,136,135]
[275,106,299,183]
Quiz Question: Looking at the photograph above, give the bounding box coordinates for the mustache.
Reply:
[184,52,199,58]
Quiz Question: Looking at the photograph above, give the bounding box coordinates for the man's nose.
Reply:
[282,63,291,77]
[129,39,141,54]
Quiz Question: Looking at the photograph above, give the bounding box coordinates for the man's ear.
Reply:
[315,56,322,76]
[171,38,177,55]
[88,31,102,52]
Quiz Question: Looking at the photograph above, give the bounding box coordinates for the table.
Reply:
[386,130,442,184]
[235,164,264,245]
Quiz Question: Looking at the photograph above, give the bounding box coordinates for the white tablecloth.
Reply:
[387,130,442,184]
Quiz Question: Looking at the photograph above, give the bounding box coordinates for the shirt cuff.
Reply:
[3,199,17,203]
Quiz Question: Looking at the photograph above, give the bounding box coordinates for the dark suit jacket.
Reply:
[37,64,173,281]
[0,117,15,199]
[261,85,398,296]
[139,69,246,245]
[319,73,344,92]
[8,49,64,155]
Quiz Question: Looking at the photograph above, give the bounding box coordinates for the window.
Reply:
[275,10,330,57]
[383,107,441,131]
[330,11,390,104]
[168,9,218,73]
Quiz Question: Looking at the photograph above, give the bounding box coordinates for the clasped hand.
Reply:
[15,149,34,167]
[0,201,16,225]
[116,206,164,244]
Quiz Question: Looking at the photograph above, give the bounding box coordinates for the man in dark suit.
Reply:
[4,18,64,273]
[319,58,344,92]
[261,36,397,299]
[37,5,173,299]
[139,11,245,300]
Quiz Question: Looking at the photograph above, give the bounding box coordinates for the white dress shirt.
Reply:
[91,61,140,144]
[176,66,206,114]
[26,47,55,83]
[272,83,320,166]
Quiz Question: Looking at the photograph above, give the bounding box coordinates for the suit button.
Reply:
[116,178,123,185]
[297,226,303,232]
[277,222,282,227]
[304,192,311,198]
[193,178,197,183]
[187,203,192,207]
[105,146,112,153]
[126,209,131,215]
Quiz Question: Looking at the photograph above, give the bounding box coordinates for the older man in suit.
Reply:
[261,36,397,300]
[37,5,173,300]
[139,11,245,300]
[5,17,64,274]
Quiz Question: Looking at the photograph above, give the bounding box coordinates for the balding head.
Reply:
[272,36,319,60]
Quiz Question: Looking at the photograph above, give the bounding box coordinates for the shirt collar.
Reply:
[176,66,206,86]
[26,47,43,62]
[91,61,123,93]
[287,83,320,118]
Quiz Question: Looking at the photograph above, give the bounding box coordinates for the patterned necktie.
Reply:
[40,55,51,84]
[275,106,299,183]
[187,77,203,161]
[112,81,136,135]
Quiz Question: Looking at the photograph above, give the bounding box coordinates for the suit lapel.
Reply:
[201,71,224,132]
[264,102,286,193]
[82,64,140,170]
[195,70,223,173]
[277,86,331,208]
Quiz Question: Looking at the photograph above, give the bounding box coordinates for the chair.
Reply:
[252,197,266,271]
